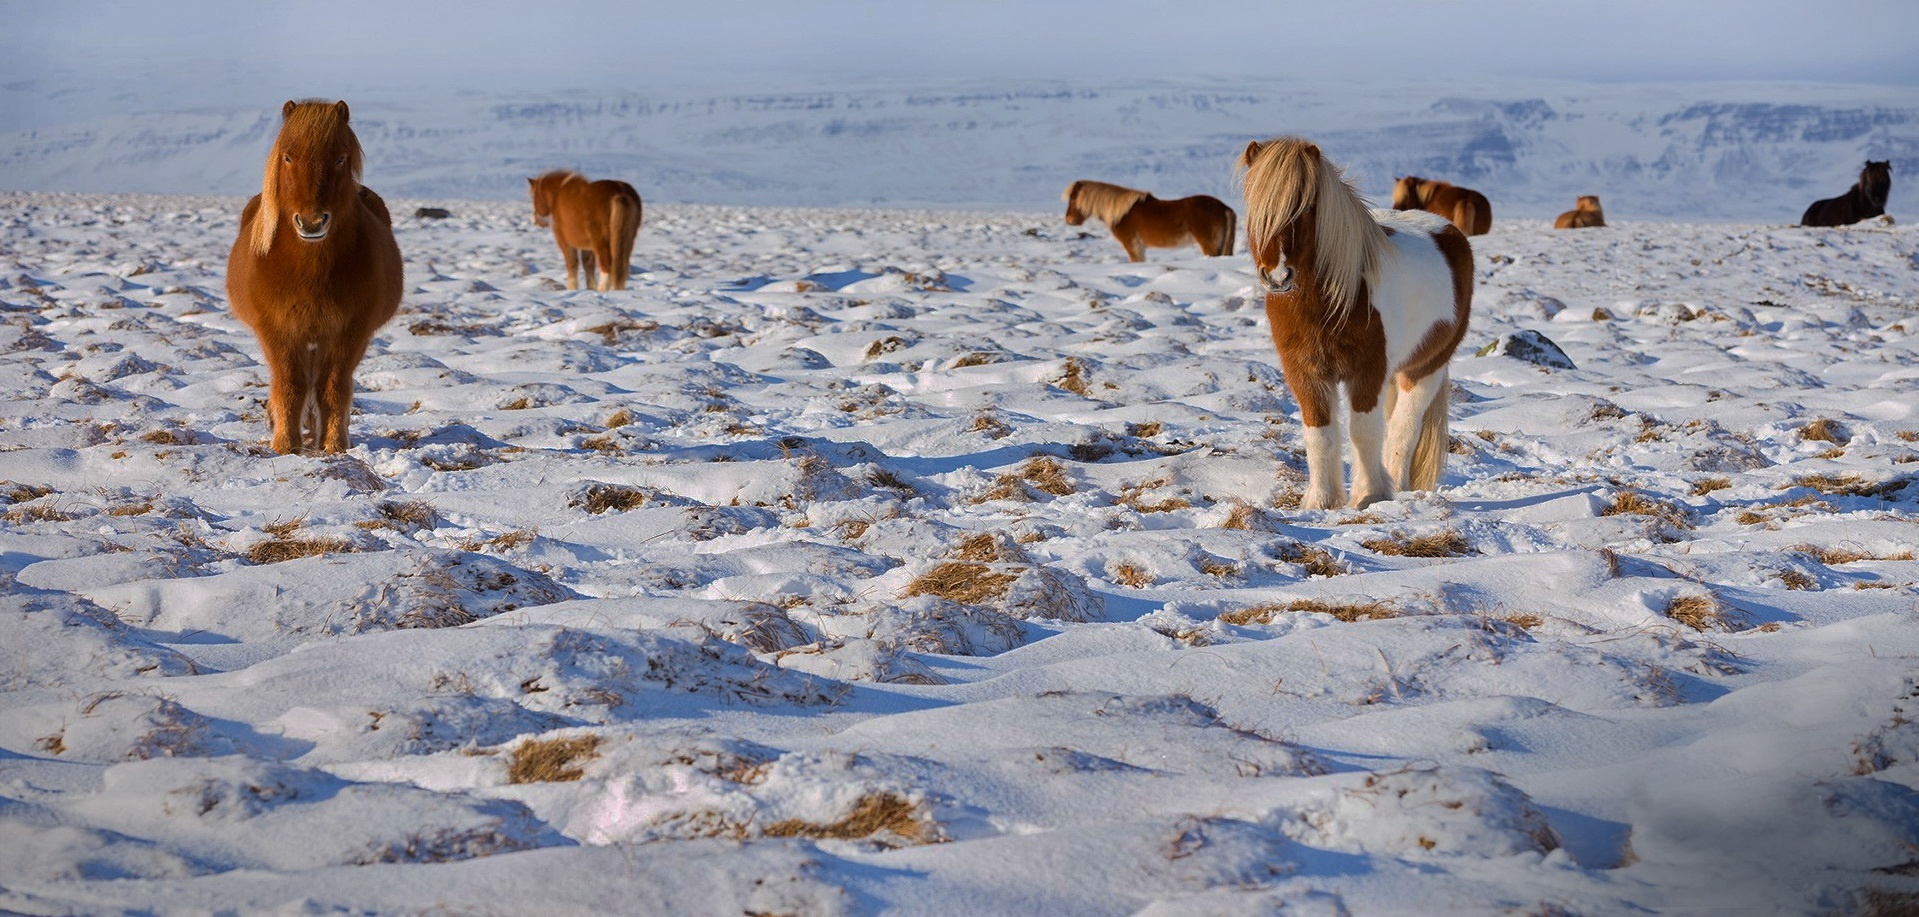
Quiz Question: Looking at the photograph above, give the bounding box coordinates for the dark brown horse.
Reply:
[528,170,644,290]
[1062,180,1236,262]
[1391,176,1493,236]
[1801,161,1891,227]
[227,100,402,455]
[1240,138,1473,510]
[1554,195,1606,229]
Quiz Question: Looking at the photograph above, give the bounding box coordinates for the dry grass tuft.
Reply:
[1600,491,1694,529]
[106,501,155,517]
[951,532,1029,564]
[507,735,603,784]
[1500,613,1545,631]
[4,503,74,523]
[1798,418,1849,444]
[460,529,536,553]
[1665,592,1739,631]
[1118,478,1191,514]
[247,535,356,565]
[1054,358,1092,397]
[3,482,54,504]
[571,484,650,514]
[1361,530,1474,558]
[1128,421,1163,438]
[901,562,1021,605]
[763,792,939,847]
[1690,477,1732,496]
[1793,543,1915,565]
[1019,456,1075,496]
[1109,563,1153,588]
[1791,473,1905,499]
[140,428,193,445]
[603,409,634,429]
[1221,598,1400,625]
[1276,541,1348,577]
[375,500,439,532]
[1220,501,1267,531]
[969,412,1012,439]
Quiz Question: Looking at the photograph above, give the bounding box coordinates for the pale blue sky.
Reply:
[5,0,1916,130]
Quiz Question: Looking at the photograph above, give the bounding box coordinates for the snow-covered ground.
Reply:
[2,190,1917,915]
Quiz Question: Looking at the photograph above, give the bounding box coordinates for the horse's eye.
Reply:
[282,154,291,164]
[336,156,346,166]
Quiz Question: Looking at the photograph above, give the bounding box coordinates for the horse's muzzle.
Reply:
[1257,265,1295,295]
[292,212,332,241]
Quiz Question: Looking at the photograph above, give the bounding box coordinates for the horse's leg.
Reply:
[1286,373,1345,511]
[1111,220,1145,263]
[1385,369,1447,490]
[262,340,308,455]
[316,349,352,453]
[578,248,599,292]
[1347,382,1394,509]
[593,235,616,292]
[561,245,581,290]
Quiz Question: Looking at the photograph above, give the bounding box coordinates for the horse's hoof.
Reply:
[1350,490,1393,510]
[1301,491,1342,511]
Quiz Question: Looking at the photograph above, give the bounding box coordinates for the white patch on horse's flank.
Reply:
[1369,209,1459,373]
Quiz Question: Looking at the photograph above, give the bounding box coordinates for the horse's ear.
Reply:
[1239,141,1262,167]
[282,100,297,120]
[1303,143,1320,159]
[335,100,350,122]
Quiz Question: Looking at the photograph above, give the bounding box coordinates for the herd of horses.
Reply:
[224,98,1893,511]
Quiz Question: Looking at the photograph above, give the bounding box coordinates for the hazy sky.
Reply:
[5,0,1916,129]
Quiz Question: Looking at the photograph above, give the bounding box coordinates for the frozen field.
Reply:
[1,191,1917,915]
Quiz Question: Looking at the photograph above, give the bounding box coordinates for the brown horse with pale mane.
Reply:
[1240,138,1472,510]
[227,99,402,455]
[1554,195,1607,229]
[528,170,644,291]
[1062,180,1236,262]
[1391,176,1493,236]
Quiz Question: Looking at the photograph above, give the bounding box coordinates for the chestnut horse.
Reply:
[1240,138,1472,510]
[1391,176,1493,236]
[1062,180,1236,262]
[227,100,402,455]
[527,170,644,290]
[1554,195,1606,229]
[1801,161,1891,227]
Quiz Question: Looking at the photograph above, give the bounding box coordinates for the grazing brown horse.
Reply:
[1554,195,1606,229]
[1801,161,1891,227]
[227,100,402,455]
[1240,138,1472,510]
[1391,176,1493,236]
[1062,180,1236,262]
[527,170,644,290]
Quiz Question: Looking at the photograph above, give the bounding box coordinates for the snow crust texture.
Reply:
[2,191,1918,914]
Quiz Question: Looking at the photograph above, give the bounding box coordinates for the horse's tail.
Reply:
[607,191,641,289]
[1218,205,1237,257]
[1408,365,1451,491]
[1454,198,1480,237]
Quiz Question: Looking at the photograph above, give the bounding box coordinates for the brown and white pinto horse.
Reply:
[1801,161,1891,227]
[1240,138,1473,510]
[1062,180,1236,262]
[527,170,644,290]
[1554,195,1606,229]
[1391,176,1493,236]
[227,100,402,455]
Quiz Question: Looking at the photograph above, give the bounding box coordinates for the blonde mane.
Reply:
[1238,137,1385,319]
[253,100,364,257]
[1065,180,1151,225]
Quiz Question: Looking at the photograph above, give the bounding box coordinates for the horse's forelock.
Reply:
[1070,181,1148,224]
[1239,137,1383,318]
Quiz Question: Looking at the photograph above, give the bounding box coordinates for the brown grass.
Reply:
[969,412,1012,439]
[3,482,53,504]
[460,529,536,553]
[1361,530,1473,558]
[1128,421,1163,438]
[1775,569,1817,590]
[1690,477,1732,496]
[507,735,603,784]
[571,484,650,514]
[1109,563,1153,588]
[901,562,1021,605]
[1221,598,1400,625]
[1793,543,1915,565]
[1220,502,1267,531]
[247,535,356,565]
[604,409,634,428]
[1054,357,1092,397]
[375,500,439,531]
[1019,457,1074,496]
[3,503,74,523]
[140,428,193,445]
[585,318,659,345]
[1665,592,1738,631]
[1600,491,1694,529]
[763,792,939,847]
[1792,473,1905,499]
[1118,478,1191,514]
[951,532,1029,564]
[1276,541,1348,577]
[106,501,155,517]
[1798,418,1848,444]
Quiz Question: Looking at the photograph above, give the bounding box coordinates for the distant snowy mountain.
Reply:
[2,80,1913,219]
